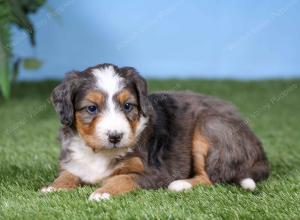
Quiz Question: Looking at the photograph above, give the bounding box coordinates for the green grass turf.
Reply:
[0,80,299,220]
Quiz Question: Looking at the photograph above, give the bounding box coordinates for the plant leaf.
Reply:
[9,0,36,45]
[22,57,43,70]
[0,65,11,100]
[0,24,11,100]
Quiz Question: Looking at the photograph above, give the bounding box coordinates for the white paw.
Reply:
[89,192,111,201]
[240,178,256,191]
[168,180,192,192]
[40,186,57,193]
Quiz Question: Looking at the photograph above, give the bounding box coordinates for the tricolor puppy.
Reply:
[41,63,269,200]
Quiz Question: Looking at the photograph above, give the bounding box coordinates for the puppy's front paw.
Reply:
[89,192,111,201]
[40,186,61,193]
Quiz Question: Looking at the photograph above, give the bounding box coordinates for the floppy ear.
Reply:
[51,71,79,126]
[120,67,152,116]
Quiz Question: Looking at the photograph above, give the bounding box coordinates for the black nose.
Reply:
[108,132,123,144]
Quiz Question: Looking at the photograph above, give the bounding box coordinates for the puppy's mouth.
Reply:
[106,142,123,149]
[92,143,131,154]
[93,141,130,151]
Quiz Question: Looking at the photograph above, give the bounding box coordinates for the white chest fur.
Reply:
[61,136,125,184]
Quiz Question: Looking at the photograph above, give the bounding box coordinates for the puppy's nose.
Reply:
[108,132,123,144]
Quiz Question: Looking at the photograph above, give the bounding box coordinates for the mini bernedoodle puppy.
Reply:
[41,63,269,201]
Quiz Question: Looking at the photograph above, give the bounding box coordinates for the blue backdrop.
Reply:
[13,0,300,80]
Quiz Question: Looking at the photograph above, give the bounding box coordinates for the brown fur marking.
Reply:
[94,174,138,196]
[116,89,140,136]
[112,157,144,175]
[187,127,212,185]
[93,157,143,196]
[75,112,96,135]
[75,113,102,149]
[85,90,105,106]
[75,91,104,149]
[117,89,132,104]
[48,170,81,189]
[130,114,140,134]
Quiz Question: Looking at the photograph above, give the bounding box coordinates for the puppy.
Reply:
[41,63,269,200]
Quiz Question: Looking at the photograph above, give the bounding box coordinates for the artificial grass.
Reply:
[0,79,299,220]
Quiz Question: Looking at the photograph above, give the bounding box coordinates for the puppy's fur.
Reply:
[41,64,269,200]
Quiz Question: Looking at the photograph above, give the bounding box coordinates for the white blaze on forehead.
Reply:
[92,66,131,146]
[92,66,124,93]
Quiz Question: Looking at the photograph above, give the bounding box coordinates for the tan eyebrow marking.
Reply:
[85,90,105,106]
[117,89,135,104]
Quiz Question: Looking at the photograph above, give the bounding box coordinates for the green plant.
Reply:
[0,0,46,100]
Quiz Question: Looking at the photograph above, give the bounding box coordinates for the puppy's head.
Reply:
[51,64,151,150]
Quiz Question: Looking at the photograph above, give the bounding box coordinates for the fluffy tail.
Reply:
[239,178,256,191]
[239,159,269,191]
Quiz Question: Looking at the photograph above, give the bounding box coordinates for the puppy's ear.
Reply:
[120,67,152,116]
[51,71,80,126]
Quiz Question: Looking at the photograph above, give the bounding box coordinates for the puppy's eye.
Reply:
[123,102,133,112]
[86,105,98,114]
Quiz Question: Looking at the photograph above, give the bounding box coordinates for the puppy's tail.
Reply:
[239,178,256,191]
[239,159,270,191]
[239,161,270,191]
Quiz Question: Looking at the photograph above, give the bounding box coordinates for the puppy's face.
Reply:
[74,75,144,150]
[51,64,151,150]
